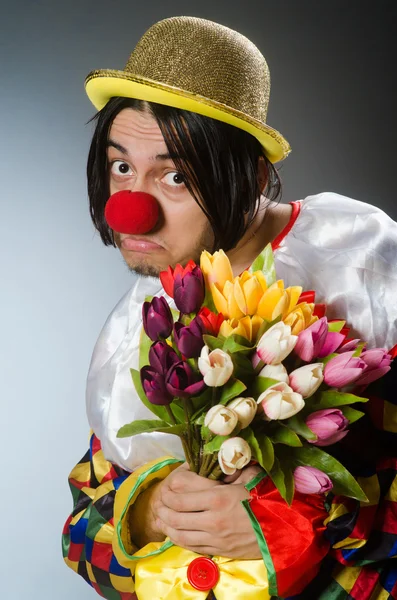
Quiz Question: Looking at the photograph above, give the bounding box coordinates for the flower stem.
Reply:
[208,465,223,480]
[211,387,218,407]
[165,404,177,425]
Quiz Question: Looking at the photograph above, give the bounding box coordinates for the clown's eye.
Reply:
[161,171,185,187]
[110,160,132,176]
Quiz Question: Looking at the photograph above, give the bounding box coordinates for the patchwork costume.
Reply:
[63,16,397,600]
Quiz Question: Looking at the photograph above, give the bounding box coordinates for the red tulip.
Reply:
[159,260,197,298]
[198,307,225,336]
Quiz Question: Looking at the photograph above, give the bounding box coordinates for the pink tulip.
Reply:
[323,351,366,388]
[294,318,345,362]
[294,466,333,494]
[337,339,363,353]
[306,408,348,446]
[354,348,392,386]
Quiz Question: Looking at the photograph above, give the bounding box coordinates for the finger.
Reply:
[222,469,242,483]
[230,465,263,485]
[164,470,222,494]
[160,524,216,549]
[162,487,220,512]
[157,504,214,532]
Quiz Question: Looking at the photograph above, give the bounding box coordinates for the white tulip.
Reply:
[218,437,251,475]
[227,397,257,428]
[289,363,324,398]
[256,322,298,365]
[258,382,305,420]
[204,405,238,435]
[198,346,234,387]
[258,363,290,384]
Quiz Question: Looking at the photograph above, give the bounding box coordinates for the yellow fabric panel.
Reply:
[356,474,380,507]
[69,461,92,484]
[110,573,136,592]
[332,537,367,550]
[86,562,96,583]
[324,502,350,526]
[333,564,362,593]
[386,475,397,502]
[113,456,182,570]
[383,400,397,432]
[64,557,79,574]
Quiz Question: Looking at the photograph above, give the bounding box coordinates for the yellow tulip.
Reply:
[220,315,264,342]
[200,249,234,289]
[256,281,302,321]
[284,302,318,334]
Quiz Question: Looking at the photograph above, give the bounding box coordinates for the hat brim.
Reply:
[85,69,291,163]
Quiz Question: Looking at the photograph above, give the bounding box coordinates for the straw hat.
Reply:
[85,16,290,163]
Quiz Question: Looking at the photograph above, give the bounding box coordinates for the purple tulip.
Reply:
[324,351,366,387]
[353,348,392,386]
[149,341,180,374]
[306,408,349,446]
[294,466,333,494]
[142,296,173,341]
[174,266,205,314]
[295,317,347,362]
[174,317,205,358]
[165,361,206,398]
[141,366,173,405]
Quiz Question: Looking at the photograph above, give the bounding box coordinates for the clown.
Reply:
[63,16,397,600]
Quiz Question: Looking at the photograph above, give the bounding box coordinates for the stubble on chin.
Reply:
[116,225,214,278]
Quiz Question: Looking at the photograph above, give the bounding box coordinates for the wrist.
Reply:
[128,480,165,548]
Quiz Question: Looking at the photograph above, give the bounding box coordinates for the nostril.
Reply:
[105,190,159,234]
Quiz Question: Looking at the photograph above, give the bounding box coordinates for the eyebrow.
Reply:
[107,139,182,162]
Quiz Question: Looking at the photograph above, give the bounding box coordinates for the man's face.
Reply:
[107,107,213,277]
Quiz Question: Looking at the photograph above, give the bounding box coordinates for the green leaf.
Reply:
[138,328,153,370]
[268,456,287,502]
[222,335,254,354]
[231,353,256,379]
[219,378,247,405]
[268,423,303,447]
[283,466,295,505]
[314,390,368,411]
[249,377,279,399]
[130,368,170,422]
[352,342,366,358]
[204,435,229,453]
[286,413,318,441]
[202,334,225,351]
[288,445,368,502]
[117,419,186,438]
[241,428,275,472]
[328,321,346,333]
[340,406,365,424]
[251,243,276,287]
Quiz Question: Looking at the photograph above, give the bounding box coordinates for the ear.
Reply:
[257,156,269,193]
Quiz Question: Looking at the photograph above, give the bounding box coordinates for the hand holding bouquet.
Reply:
[118,245,393,504]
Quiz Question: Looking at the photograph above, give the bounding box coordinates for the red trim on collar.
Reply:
[271,201,302,251]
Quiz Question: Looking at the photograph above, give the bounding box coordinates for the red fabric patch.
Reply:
[69,476,90,490]
[91,582,106,598]
[374,500,397,534]
[91,540,113,571]
[249,477,329,597]
[350,504,378,540]
[349,566,380,599]
[68,542,84,562]
[92,434,102,456]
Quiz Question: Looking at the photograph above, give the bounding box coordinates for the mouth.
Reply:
[119,235,164,253]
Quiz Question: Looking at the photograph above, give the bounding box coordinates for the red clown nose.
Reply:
[104,190,159,235]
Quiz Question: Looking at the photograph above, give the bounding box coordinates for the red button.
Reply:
[187,557,220,591]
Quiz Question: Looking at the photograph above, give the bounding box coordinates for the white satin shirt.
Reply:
[86,192,397,471]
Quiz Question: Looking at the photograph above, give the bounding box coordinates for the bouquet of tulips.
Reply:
[117,245,393,503]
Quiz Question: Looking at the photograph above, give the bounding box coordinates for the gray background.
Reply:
[1,1,395,599]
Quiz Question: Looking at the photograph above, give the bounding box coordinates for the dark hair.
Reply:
[87,96,282,251]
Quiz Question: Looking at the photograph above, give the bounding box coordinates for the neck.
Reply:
[227,198,292,276]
